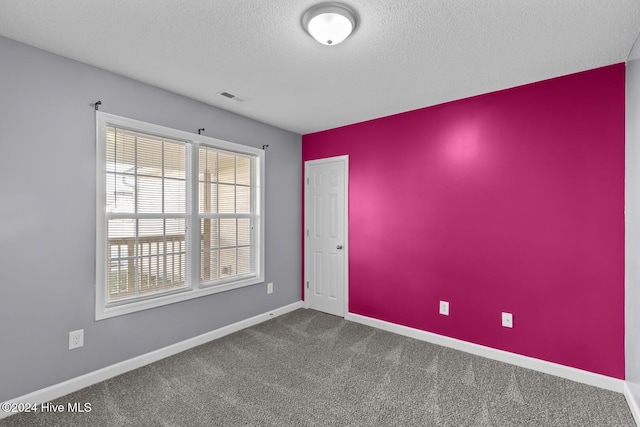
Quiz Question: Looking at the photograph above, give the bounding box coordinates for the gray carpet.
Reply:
[1,309,635,426]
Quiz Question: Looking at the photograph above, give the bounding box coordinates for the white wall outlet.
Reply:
[267,282,273,294]
[439,300,449,316]
[502,312,513,328]
[69,329,84,349]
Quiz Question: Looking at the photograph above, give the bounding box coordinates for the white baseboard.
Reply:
[0,301,304,420]
[625,382,640,426]
[345,312,625,393]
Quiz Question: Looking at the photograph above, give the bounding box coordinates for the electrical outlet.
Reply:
[439,300,449,316]
[267,282,273,294]
[69,329,84,350]
[502,312,513,328]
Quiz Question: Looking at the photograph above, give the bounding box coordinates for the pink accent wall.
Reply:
[302,64,625,378]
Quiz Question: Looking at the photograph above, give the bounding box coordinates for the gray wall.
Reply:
[0,36,301,402]
[626,44,640,411]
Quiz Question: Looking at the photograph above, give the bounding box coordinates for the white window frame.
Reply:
[96,112,265,320]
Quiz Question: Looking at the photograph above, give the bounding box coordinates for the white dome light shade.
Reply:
[302,3,358,46]
[308,13,352,45]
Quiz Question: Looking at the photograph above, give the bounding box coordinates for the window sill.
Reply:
[95,276,264,320]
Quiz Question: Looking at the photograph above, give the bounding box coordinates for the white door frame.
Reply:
[304,155,349,317]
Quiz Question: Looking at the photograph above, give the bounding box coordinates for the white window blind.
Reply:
[105,127,189,303]
[96,112,264,319]
[199,146,256,285]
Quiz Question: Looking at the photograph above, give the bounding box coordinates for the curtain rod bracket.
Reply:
[198,128,205,135]
[92,101,102,111]
[262,145,269,150]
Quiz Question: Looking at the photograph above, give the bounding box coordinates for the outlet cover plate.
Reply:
[502,312,513,328]
[439,301,449,316]
[69,329,84,349]
[267,282,273,294]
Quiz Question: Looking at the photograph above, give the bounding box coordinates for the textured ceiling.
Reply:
[1,0,639,135]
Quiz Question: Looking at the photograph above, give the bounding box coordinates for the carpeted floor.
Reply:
[1,308,635,426]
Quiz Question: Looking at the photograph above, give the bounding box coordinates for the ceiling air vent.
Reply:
[217,91,250,103]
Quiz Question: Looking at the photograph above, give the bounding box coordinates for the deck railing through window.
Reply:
[107,232,248,301]
[107,234,186,300]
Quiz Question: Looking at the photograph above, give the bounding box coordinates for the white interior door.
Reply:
[305,156,348,317]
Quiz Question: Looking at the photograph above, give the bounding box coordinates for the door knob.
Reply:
[336,245,343,250]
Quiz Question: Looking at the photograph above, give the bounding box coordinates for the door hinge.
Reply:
[306,229,309,237]
[306,177,309,185]
[306,281,309,289]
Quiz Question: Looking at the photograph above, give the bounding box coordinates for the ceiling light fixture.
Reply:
[302,2,358,46]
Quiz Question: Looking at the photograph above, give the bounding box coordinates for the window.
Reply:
[96,112,264,319]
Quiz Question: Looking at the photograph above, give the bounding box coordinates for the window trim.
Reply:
[95,112,265,320]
